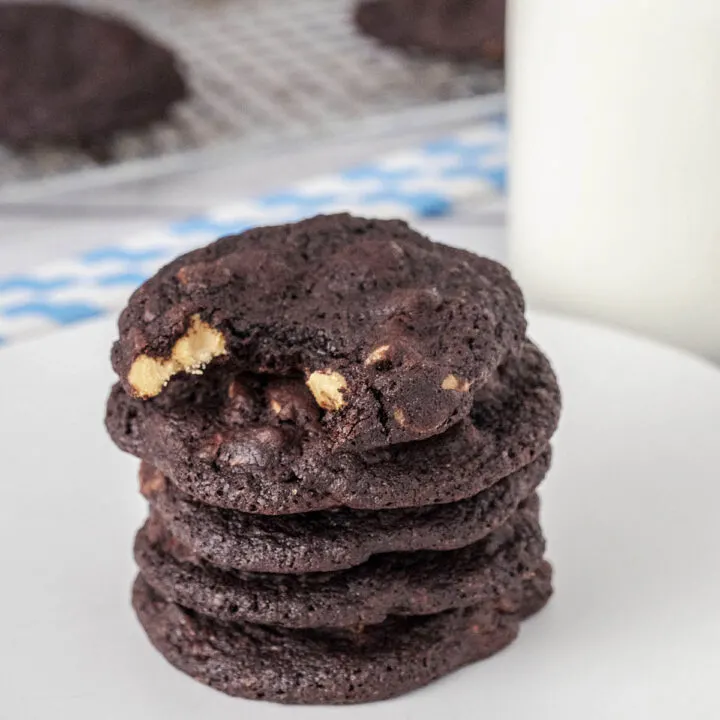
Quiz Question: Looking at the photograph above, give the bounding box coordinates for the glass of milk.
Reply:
[507,0,720,361]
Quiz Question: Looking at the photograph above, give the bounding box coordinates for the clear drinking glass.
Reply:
[508,0,720,360]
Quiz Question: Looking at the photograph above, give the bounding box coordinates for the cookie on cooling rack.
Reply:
[106,338,559,515]
[0,3,187,154]
[355,0,505,63]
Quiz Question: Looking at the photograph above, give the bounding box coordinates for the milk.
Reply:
[508,0,720,360]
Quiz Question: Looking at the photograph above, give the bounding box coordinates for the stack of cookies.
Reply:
[105,214,561,705]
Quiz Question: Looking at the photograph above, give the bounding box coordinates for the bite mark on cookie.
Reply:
[128,315,227,398]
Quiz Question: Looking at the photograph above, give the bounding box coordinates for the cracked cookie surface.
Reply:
[111,213,526,451]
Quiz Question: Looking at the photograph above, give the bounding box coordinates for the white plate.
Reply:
[1,312,719,720]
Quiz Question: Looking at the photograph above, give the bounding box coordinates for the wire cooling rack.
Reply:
[0,0,504,187]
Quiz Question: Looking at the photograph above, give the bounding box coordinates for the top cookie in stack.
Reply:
[112,213,524,439]
[108,214,555,513]
[106,213,561,704]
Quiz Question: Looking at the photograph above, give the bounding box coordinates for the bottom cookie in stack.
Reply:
[105,212,562,706]
[132,479,551,704]
[133,564,551,705]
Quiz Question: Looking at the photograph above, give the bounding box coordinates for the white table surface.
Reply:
[2,311,720,719]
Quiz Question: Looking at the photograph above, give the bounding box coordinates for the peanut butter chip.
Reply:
[139,466,166,499]
[306,370,348,411]
[127,314,227,398]
[364,344,391,366]
[441,373,470,392]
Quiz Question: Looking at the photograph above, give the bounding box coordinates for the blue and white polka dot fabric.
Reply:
[0,118,506,346]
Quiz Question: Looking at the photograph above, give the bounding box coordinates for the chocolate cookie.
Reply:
[132,562,552,704]
[140,450,549,573]
[134,499,544,628]
[355,0,505,63]
[110,214,526,450]
[106,339,559,514]
[0,4,187,152]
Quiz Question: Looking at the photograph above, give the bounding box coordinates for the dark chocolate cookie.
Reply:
[0,4,187,152]
[134,499,545,628]
[106,339,559,514]
[110,214,526,450]
[132,562,552,704]
[141,450,549,573]
[355,0,505,63]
